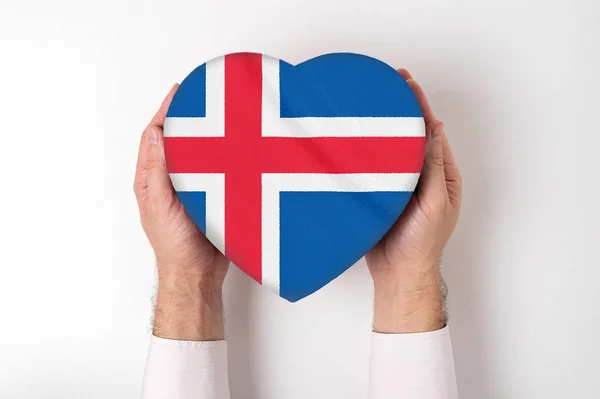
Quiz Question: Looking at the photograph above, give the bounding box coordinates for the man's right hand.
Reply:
[133,84,230,341]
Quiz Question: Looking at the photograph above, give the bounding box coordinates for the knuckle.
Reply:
[133,178,141,193]
[449,166,463,188]
[426,147,444,168]
[420,194,447,219]
[446,181,462,205]
[149,190,178,217]
[431,155,444,168]
[146,159,159,171]
[133,176,145,198]
[426,156,444,170]
[135,162,146,175]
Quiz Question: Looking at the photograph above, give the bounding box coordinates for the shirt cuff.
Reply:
[368,326,458,399]
[141,335,230,399]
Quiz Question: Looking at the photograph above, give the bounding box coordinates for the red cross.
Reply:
[164,53,425,284]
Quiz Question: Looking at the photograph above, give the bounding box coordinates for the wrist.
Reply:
[156,256,225,281]
[372,267,447,334]
[153,273,225,341]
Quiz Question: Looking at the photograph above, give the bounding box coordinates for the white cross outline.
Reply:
[165,55,425,296]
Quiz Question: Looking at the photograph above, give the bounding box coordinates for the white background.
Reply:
[1,0,599,398]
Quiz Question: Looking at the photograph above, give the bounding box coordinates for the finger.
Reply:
[440,127,460,184]
[135,84,179,196]
[406,78,436,126]
[442,133,462,206]
[135,126,150,182]
[133,125,151,206]
[397,68,413,81]
[419,121,446,196]
[146,124,176,202]
[441,131,455,165]
[150,83,180,129]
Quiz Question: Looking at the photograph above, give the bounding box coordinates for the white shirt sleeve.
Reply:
[141,335,230,399]
[141,327,457,399]
[368,326,458,399]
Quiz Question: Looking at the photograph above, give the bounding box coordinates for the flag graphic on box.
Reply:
[164,52,425,302]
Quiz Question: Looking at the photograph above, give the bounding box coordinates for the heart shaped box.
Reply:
[164,52,425,302]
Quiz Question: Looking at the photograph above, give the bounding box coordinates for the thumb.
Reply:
[146,126,175,202]
[419,122,446,191]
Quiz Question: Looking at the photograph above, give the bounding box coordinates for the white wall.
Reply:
[1,0,599,398]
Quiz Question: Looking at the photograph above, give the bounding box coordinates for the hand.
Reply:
[134,84,230,340]
[366,69,462,333]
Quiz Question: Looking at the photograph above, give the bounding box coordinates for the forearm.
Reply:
[369,265,457,398]
[372,264,447,333]
[142,270,230,399]
[153,270,225,341]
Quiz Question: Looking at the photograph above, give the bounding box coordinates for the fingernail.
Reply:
[148,127,158,145]
[431,123,444,139]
